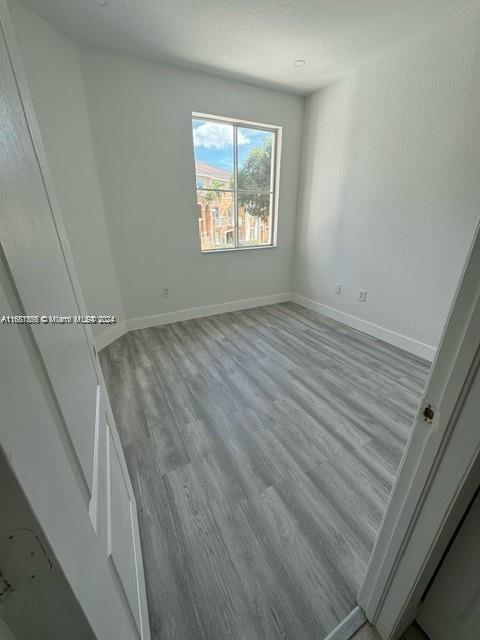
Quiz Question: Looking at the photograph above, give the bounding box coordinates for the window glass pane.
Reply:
[197,190,235,251]
[237,192,273,247]
[192,116,278,251]
[237,128,274,191]
[192,119,233,189]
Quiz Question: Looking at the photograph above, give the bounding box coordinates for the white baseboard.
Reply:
[126,292,291,332]
[95,292,292,349]
[291,294,436,362]
[95,291,436,363]
[324,606,367,640]
[95,320,127,351]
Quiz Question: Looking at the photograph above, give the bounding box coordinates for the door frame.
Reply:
[358,218,480,639]
[0,2,151,637]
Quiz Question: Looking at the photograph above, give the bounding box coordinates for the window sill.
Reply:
[201,244,277,254]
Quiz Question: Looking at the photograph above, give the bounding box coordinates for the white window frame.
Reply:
[192,112,282,253]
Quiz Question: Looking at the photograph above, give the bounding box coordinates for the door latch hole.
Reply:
[423,403,435,423]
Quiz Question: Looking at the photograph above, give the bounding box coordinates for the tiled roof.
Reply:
[195,162,231,181]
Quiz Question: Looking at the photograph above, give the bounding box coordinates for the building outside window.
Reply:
[192,114,280,252]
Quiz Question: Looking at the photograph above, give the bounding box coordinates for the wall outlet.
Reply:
[162,288,170,297]
[335,283,342,294]
[359,289,367,302]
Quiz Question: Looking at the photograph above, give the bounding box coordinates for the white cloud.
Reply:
[193,121,249,149]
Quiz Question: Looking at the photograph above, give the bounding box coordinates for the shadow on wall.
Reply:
[295,76,358,295]
[293,5,480,349]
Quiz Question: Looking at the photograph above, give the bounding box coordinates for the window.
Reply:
[192,114,279,252]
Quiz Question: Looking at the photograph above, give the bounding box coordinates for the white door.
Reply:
[358,208,480,638]
[417,379,480,640]
[0,2,150,638]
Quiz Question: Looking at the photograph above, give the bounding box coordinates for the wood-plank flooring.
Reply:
[100,302,430,640]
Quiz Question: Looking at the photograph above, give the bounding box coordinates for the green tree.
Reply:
[237,139,272,220]
[204,179,226,203]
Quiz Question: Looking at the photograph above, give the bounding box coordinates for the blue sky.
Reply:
[192,119,272,174]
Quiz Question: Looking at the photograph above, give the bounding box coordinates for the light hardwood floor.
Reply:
[100,302,430,640]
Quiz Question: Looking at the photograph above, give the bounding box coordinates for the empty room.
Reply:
[1,1,479,640]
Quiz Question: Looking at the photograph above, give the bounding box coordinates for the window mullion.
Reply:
[193,114,279,251]
[233,124,238,248]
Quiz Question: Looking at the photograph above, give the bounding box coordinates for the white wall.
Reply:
[10,0,479,356]
[79,47,304,323]
[293,6,480,355]
[8,0,125,339]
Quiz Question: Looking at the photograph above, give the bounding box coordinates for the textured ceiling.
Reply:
[19,0,469,94]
